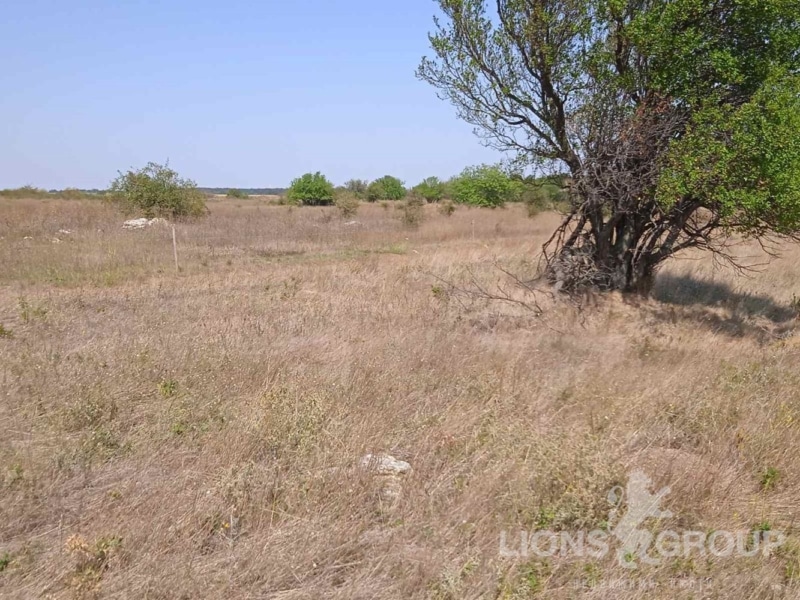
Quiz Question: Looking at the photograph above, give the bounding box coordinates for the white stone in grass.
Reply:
[360,453,411,475]
[123,218,170,230]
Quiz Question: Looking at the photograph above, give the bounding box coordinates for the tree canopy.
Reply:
[450,165,521,207]
[110,162,207,218]
[418,0,800,293]
[413,176,447,203]
[288,172,336,206]
[366,176,407,201]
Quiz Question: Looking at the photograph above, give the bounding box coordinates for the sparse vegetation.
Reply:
[2,198,800,598]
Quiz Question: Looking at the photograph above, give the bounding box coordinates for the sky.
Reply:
[0,1,503,189]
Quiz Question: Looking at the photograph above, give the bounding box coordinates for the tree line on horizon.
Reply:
[0,162,572,216]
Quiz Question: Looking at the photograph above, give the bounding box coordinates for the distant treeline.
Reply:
[200,188,287,196]
[0,185,288,200]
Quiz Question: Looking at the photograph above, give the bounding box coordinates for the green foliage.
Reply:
[450,165,520,208]
[287,172,335,206]
[226,189,249,199]
[0,324,12,338]
[761,466,781,491]
[109,162,207,218]
[366,176,406,202]
[158,379,178,399]
[412,176,446,203]
[656,71,800,236]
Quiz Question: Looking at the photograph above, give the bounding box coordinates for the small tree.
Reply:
[366,176,407,202]
[287,172,335,206]
[412,177,446,203]
[110,162,206,218]
[226,189,249,199]
[450,165,520,208]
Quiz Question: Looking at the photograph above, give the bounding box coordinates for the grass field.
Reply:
[2,197,800,598]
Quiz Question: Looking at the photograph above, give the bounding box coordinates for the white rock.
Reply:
[344,221,361,226]
[123,218,150,230]
[57,229,73,235]
[360,453,411,475]
[123,218,169,230]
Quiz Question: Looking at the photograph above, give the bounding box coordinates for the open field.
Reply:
[2,198,800,598]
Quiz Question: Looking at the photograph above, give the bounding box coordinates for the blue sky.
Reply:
[0,1,502,189]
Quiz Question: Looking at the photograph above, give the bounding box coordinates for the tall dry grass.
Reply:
[1,197,799,598]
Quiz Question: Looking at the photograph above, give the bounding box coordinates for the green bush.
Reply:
[449,165,521,208]
[287,172,335,206]
[226,189,249,199]
[109,162,207,218]
[412,176,446,203]
[366,176,406,202]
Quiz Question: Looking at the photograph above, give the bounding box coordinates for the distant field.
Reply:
[1,198,799,599]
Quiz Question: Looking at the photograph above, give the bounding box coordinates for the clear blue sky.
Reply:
[0,1,502,189]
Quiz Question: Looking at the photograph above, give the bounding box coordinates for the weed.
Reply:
[65,534,122,596]
[18,298,47,323]
[158,378,178,398]
[0,324,12,338]
[761,466,780,491]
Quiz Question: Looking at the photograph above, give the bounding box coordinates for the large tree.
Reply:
[418,0,800,293]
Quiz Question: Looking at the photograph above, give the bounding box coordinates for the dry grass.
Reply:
[1,197,800,599]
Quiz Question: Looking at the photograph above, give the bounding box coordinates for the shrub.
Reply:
[0,186,49,199]
[438,199,456,216]
[334,191,360,218]
[343,179,369,199]
[109,162,207,218]
[412,176,446,203]
[449,165,521,208]
[226,189,249,199]
[400,194,425,228]
[287,172,335,206]
[366,176,406,202]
